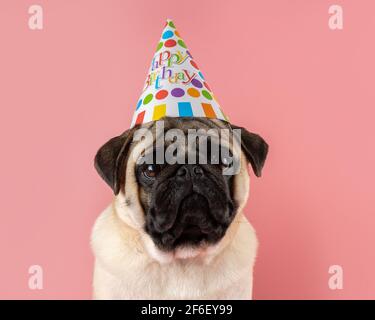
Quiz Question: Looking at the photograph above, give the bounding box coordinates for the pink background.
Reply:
[1,0,374,299]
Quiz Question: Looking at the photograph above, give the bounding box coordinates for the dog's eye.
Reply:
[143,164,159,179]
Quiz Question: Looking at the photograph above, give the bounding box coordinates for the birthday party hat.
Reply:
[130,19,228,127]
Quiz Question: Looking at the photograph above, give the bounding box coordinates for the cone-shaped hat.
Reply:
[130,19,228,127]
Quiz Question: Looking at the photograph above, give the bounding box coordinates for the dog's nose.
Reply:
[176,165,203,178]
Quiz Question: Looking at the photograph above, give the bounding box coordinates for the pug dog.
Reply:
[91,117,268,299]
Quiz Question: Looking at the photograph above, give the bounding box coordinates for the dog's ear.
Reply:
[231,124,269,177]
[94,127,138,195]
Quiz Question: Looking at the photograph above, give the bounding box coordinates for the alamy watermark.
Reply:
[28,265,43,290]
[28,5,43,30]
[132,121,242,176]
[328,5,343,30]
[328,265,343,290]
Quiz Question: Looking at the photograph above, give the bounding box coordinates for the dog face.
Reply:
[135,124,237,251]
[94,117,268,260]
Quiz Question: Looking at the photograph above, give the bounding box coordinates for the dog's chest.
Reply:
[94,259,252,299]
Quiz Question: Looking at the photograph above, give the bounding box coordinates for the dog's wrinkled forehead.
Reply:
[136,117,233,152]
[131,118,238,171]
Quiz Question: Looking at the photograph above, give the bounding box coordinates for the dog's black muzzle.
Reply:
[145,164,235,251]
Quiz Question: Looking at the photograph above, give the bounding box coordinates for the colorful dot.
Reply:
[178,39,186,48]
[187,50,193,59]
[136,99,142,110]
[202,103,216,118]
[164,39,177,48]
[191,78,203,88]
[175,31,181,37]
[190,60,199,69]
[202,90,212,100]
[135,110,145,125]
[203,82,211,91]
[187,88,200,98]
[156,42,163,52]
[171,88,185,97]
[198,71,205,80]
[162,30,174,39]
[155,89,168,100]
[143,93,153,105]
[169,21,175,28]
[178,102,193,116]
